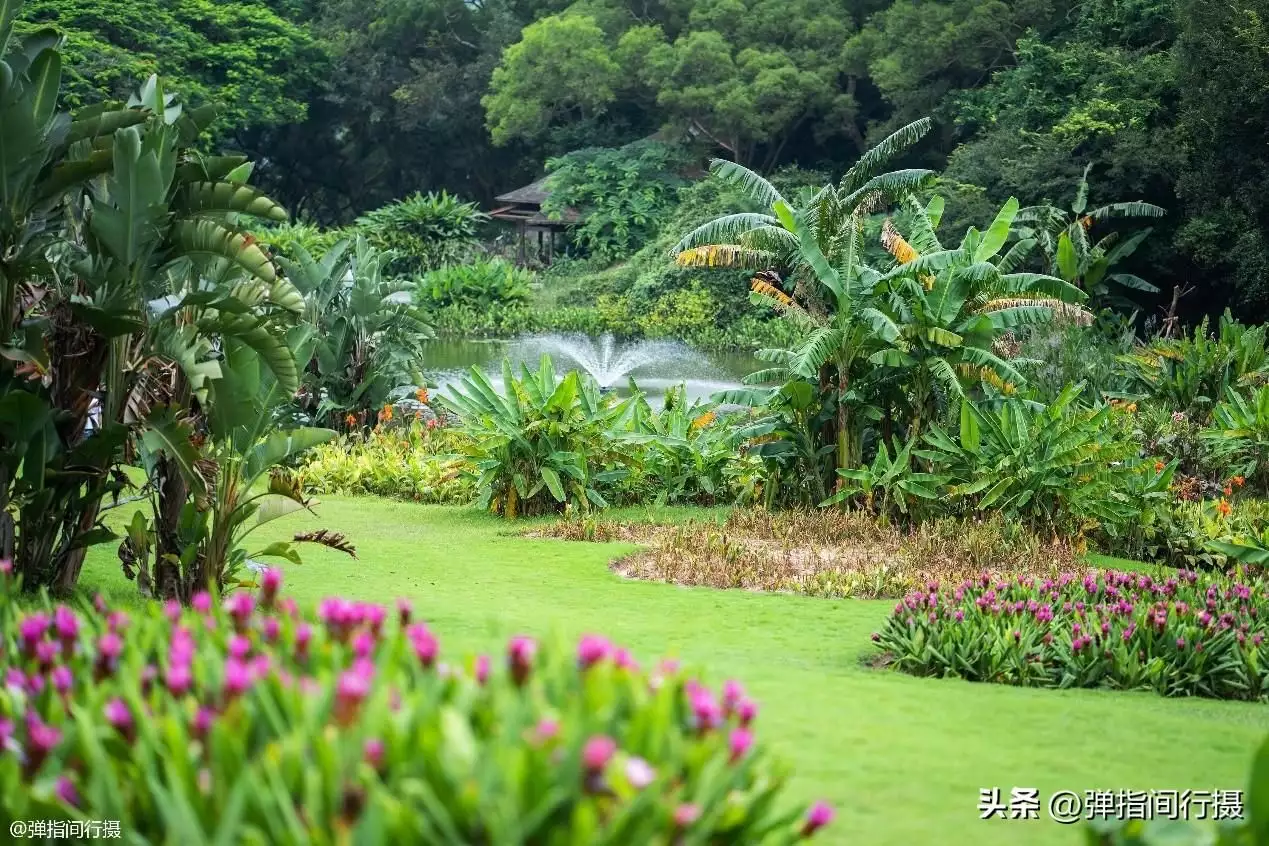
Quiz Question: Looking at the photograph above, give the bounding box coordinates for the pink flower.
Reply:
[532,717,559,745]
[353,631,375,659]
[802,801,835,837]
[164,600,182,623]
[736,698,758,726]
[582,735,616,773]
[228,635,252,660]
[721,679,744,712]
[166,663,192,697]
[52,606,79,645]
[192,592,213,613]
[577,634,611,669]
[261,568,282,605]
[25,714,61,776]
[474,655,490,685]
[35,639,58,669]
[262,616,281,643]
[396,598,413,626]
[295,623,313,657]
[225,593,255,631]
[18,613,49,656]
[729,727,753,763]
[407,624,438,667]
[95,632,123,678]
[364,604,386,636]
[104,698,133,740]
[193,707,215,740]
[625,757,655,789]
[223,659,253,698]
[690,688,722,732]
[335,669,372,725]
[55,775,78,807]
[508,636,537,686]
[51,666,72,695]
[364,738,385,770]
[673,803,701,828]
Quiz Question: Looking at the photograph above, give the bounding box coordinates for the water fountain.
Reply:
[424,332,758,405]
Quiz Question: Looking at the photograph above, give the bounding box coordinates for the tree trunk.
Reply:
[153,454,188,600]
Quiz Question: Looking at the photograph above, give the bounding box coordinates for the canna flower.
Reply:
[1218,499,1232,517]
[1224,485,1233,497]
[1154,461,1165,472]
[345,413,358,428]
[415,387,429,404]
[1233,475,1245,487]
[802,802,835,837]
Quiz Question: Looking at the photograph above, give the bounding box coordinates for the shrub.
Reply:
[440,357,633,517]
[356,191,487,276]
[418,259,534,310]
[872,567,1269,700]
[1204,384,1269,493]
[543,140,690,260]
[0,572,833,842]
[298,420,477,505]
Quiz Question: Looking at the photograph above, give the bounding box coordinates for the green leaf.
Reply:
[178,181,287,222]
[140,406,208,501]
[539,466,565,502]
[1056,232,1079,282]
[959,400,981,453]
[974,197,1019,263]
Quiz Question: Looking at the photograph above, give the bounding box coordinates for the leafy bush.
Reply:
[254,222,353,263]
[1204,385,1269,493]
[872,567,1269,700]
[543,140,689,260]
[0,572,833,842]
[298,419,476,504]
[418,259,534,310]
[440,357,633,517]
[356,191,487,276]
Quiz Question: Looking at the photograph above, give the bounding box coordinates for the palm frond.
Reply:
[672,213,780,255]
[979,298,1093,326]
[675,244,774,269]
[709,159,785,209]
[839,118,932,195]
[1088,202,1165,221]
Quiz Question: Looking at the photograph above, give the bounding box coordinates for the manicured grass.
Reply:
[80,499,1266,845]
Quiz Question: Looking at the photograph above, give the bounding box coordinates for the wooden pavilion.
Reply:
[488,177,579,266]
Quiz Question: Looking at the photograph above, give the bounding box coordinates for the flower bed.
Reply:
[871,568,1269,700]
[0,567,831,841]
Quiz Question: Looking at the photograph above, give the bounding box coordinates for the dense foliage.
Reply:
[19,0,1269,320]
[873,567,1269,700]
[0,571,834,841]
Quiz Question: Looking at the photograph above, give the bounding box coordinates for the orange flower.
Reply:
[345,413,357,428]
[377,405,394,423]
[690,411,717,431]
[1153,461,1165,472]
[1125,403,1138,413]
[414,410,423,420]
[415,387,429,404]
[1218,499,1232,517]
[1233,475,1246,487]
[1223,485,1233,497]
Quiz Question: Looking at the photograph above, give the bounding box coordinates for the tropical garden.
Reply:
[3,0,1269,842]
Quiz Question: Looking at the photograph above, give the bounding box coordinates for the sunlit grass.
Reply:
[79,499,1266,845]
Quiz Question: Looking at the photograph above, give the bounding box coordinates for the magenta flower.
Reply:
[690,688,722,732]
[353,631,375,659]
[164,600,182,623]
[25,713,61,775]
[104,698,133,740]
[95,632,123,678]
[673,803,701,828]
[262,616,281,643]
[474,655,490,685]
[225,593,255,631]
[577,634,611,669]
[407,624,438,667]
[533,717,559,745]
[35,639,58,668]
[0,558,11,576]
[508,635,537,686]
[223,658,253,698]
[260,568,282,605]
[335,669,372,725]
[55,775,78,807]
[193,707,215,740]
[802,801,835,837]
[192,592,213,613]
[166,663,192,697]
[582,735,617,773]
[51,665,72,695]
[729,727,754,763]
[364,738,385,770]
[228,635,252,660]
[18,613,49,656]
[736,698,758,727]
[295,622,313,657]
[52,606,78,645]
[1176,638,1187,650]
[396,597,413,626]
[364,603,386,636]
[721,679,744,711]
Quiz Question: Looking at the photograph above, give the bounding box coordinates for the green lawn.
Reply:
[82,498,1268,845]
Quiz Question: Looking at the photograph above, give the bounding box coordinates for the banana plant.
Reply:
[441,355,632,517]
[1203,384,1269,491]
[869,197,1091,442]
[1015,163,1164,306]
[825,435,947,521]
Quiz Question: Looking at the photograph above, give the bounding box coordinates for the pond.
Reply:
[422,334,764,405]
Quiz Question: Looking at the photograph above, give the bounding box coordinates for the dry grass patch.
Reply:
[535,509,1082,598]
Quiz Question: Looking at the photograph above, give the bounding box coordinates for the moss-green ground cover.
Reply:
[81,500,1267,845]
